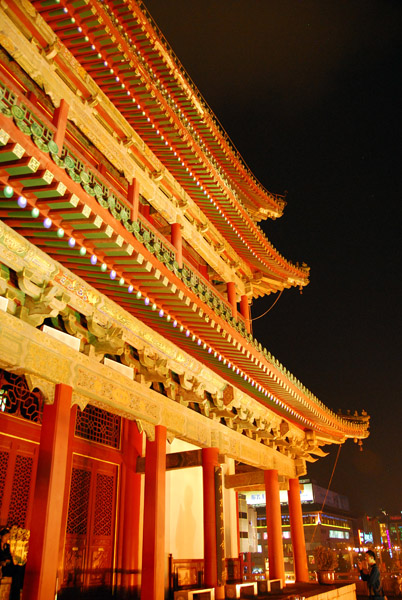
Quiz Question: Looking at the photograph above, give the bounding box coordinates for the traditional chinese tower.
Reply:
[0,1,369,599]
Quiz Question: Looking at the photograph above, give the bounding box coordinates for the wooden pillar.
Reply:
[23,383,73,600]
[57,404,78,582]
[52,99,69,155]
[227,281,237,318]
[288,478,309,582]
[239,294,251,333]
[171,222,183,268]
[264,469,285,584]
[202,447,219,590]
[235,491,240,557]
[120,420,143,593]
[141,425,167,600]
[128,178,140,222]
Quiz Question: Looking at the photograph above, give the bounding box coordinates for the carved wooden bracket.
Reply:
[25,374,55,405]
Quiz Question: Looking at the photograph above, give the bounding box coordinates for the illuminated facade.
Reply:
[0,1,369,599]
[240,480,356,577]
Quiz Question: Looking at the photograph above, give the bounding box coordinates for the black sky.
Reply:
[142,0,402,515]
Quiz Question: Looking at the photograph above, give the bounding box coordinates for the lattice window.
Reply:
[0,370,43,423]
[7,455,33,528]
[66,468,91,535]
[93,473,114,537]
[0,450,9,513]
[75,404,121,449]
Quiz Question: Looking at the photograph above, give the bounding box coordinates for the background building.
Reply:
[241,479,358,577]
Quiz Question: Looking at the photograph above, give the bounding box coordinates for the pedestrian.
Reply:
[358,550,385,599]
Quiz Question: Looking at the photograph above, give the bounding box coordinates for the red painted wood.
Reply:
[202,447,219,588]
[288,478,309,582]
[240,295,251,333]
[235,491,240,557]
[227,281,237,319]
[57,405,77,586]
[52,99,69,155]
[142,425,167,600]
[128,178,140,222]
[171,223,183,268]
[119,420,143,592]
[23,383,74,600]
[264,469,285,583]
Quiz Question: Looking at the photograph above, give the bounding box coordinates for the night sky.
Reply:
[142,0,402,516]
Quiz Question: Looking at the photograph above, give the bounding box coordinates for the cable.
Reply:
[251,289,283,321]
[311,444,342,543]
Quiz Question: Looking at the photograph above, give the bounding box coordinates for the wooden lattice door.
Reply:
[0,435,38,530]
[63,454,118,589]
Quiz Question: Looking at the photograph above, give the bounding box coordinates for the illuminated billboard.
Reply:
[244,483,314,506]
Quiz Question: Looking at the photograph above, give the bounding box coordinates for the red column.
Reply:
[120,420,143,593]
[288,478,309,582]
[227,281,237,318]
[264,469,285,583]
[235,491,240,557]
[128,178,140,222]
[240,294,251,333]
[57,405,78,581]
[23,383,73,600]
[202,447,219,588]
[52,99,69,155]
[171,222,183,268]
[141,425,167,600]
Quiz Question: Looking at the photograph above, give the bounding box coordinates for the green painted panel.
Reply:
[30,189,65,199]
[70,223,99,230]
[92,240,120,247]
[84,233,113,240]
[59,213,89,220]
[43,201,76,210]
[17,177,51,188]
[0,202,19,210]
[5,164,37,176]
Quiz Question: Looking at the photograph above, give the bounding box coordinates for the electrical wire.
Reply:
[251,289,283,321]
[311,444,342,543]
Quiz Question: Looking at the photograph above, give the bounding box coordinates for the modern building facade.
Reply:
[240,479,358,578]
[0,1,369,599]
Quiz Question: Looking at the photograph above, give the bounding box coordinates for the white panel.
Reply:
[166,439,204,559]
[104,357,134,379]
[42,324,81,351]
[0,296,9,312]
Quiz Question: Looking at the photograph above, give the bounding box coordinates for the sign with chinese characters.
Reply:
[244,482,314,506]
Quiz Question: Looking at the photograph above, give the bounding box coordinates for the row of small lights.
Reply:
[5,178,358,434]
[142,2,271,204]
[51,2,287,275]
[3,181,335,432]
[45,15,310,397]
